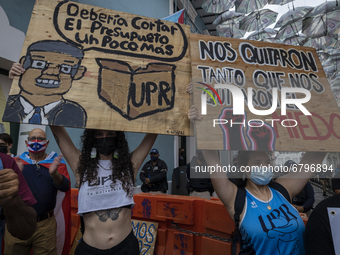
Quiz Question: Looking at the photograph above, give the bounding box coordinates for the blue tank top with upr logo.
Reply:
[239,187,305,255]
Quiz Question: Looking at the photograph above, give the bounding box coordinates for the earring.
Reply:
[114,150,118,159]
[242,172,245,181]
[91,147,97,158]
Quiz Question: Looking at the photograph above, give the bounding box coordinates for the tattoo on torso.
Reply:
[95,208,122,222]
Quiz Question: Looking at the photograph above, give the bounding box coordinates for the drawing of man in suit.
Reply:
[4,40,87,127]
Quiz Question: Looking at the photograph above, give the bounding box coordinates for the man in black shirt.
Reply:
[140,148,168,193]
[332,171,340,194]
[305,194,340,255]
[186,150,213,199]
[179,148,186,167]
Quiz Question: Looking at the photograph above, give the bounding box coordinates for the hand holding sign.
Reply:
[9,63,25,80]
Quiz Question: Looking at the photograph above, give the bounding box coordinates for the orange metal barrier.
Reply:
[300,213,308,225]
[132,193,235,255]
[132,193,199,255]
[132,194,310,255]
[69,191,309,254]
[70,189,80,250]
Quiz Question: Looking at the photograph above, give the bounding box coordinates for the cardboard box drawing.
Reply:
[97,59,176,120]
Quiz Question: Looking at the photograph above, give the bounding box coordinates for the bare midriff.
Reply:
[82,207,132,249]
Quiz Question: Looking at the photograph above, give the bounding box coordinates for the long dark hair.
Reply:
[77,129,134,197]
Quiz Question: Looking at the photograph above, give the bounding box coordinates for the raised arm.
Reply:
[188,104,237,216]
[49,126,81,184]
[186,84,238,216]
[203,150,238,216]
[131,134,158,180]
[275,152,326,199]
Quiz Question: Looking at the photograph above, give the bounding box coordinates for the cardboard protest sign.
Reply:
[3,0,191,136]
[190,33,340,151]
[131,219,158,255]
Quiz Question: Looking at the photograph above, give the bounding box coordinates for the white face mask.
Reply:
[249,166,273,185]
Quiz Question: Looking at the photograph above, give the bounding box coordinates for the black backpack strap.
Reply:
[269,182,291,203]
[0,207,5,220]
[232,187,246,255]
[80,216,85,236]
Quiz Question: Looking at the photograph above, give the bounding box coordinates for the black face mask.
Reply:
[151,156,158,161]
[0,145,7,154]
[93,137,117,156]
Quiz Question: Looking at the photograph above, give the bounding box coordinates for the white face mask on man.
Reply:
[249,166,273,185]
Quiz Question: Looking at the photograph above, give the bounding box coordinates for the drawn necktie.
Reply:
[29,107,42,124]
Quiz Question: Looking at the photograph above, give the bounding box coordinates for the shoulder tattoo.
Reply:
[95,208,122,222]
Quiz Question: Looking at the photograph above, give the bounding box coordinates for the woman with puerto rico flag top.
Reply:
[4,128,71,255]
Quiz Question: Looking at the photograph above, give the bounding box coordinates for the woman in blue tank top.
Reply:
[185,85,327,255]
[202,150,326,255]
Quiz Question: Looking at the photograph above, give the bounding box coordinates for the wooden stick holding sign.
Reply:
[131,219,158,255]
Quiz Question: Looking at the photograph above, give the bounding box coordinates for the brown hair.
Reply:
[0,133,13,145]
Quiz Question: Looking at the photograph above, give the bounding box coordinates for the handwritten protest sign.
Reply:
[3,0,191,136]
[190,33,340,151]
[132,219,158,255]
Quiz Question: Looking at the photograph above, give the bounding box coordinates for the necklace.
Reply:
[267,203,272,211]
[30,155,46,170]
[267,187,272,210]
[98,162,112,171]
[31,159,40,170]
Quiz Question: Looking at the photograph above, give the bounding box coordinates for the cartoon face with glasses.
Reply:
[4,40,88,127]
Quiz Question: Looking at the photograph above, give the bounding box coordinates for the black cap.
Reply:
[150,148,159,154]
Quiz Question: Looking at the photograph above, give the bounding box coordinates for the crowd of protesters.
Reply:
[1,64,339,255]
